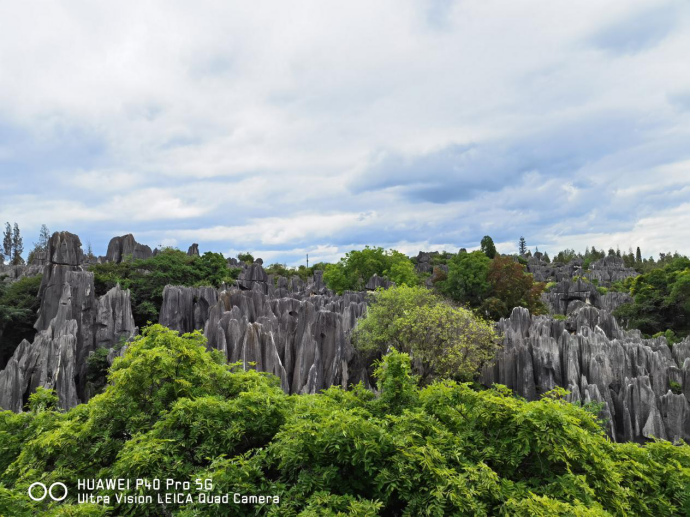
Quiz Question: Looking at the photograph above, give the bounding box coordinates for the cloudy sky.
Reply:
[1,0,689,265]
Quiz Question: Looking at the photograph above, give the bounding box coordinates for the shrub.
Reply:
[0,328,689,517]
[323,247,418,293]
[669,381,682,395]
[0,274,42,368]
[89,249,235,327]
[353,285,499,383]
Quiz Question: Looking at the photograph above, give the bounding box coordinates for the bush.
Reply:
[669,381,683,395]
[323,247,418,293]
[0,330,688,517]
[0,274,42,368]
[353,286,499,383]
[89,249,235,327]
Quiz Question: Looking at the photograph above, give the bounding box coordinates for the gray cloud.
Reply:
[0,0,689,262]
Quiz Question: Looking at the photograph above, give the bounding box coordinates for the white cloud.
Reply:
[0,1,689,260]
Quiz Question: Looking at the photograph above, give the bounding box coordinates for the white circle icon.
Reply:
[49,482,68,501]
[28,482,47,501]
[28,482,68,501]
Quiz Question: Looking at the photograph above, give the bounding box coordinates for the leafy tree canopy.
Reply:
[480,235,497,259]
[0,327,688,517]
[0,274,42,369]
[323,247,418,294]
[354,285,499,383]
[90,249,239,328]
[614,256,690,340]
[437,250,491,307]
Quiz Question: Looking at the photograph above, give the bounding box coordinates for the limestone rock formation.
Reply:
[159,285,218,334]
[481,307,690,443]
[585,256,639,285]
[105,234,153,263]
[527,255,638,287]
[0,263,43,283]
[414,251,439,274]
[365,273,395,291]
[158,261,370,395]
[187,243,200,256]
[237,262,269,292]
[0,232,137,411]
[541,278,634,316]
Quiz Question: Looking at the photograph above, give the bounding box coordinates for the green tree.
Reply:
[2,223,12,263]
[614,256,690,339]
[0,275,42,368]
[237,252,254,263]
[11,223,23,265]
[323,247,417,293]
[482,255,546,319]
[353,285,499,383]
[1,330,689,517]
[480,235,497,259]
[90,249,235,327]
[636,246,642,263]
[438,250,491,306]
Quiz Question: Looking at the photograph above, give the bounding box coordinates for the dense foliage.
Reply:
[613,256,690,341]
[353,286,499,383]
[0,326,688,517]
[89,249,239,328]
[0,275,42,369]
[323,247,417,293]
[263,262,329,283]
[438,251,545,318]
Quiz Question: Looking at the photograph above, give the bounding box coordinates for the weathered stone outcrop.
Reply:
[0,232,137,411]
[158,261,370,395]
[187,243,199,257]
[585,256,639,285]
[414,251,439,274]
[237,262,269,292]
[0,263,43,283]
[528,255,638,287]
[481,307,690,443]
[105,234,153,263]
[365,274,395,291]
[541,279,634,316]
[159,285,219,334]
[541,279,600,315]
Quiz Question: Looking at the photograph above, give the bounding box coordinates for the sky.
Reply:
[1,0,689,266]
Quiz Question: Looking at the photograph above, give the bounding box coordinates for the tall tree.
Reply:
[11,223,24,265]
[37,224,50,251]
[2,223,11,261]
[480,235,497,259]
[518,236,527,255]
[636,247,642,263]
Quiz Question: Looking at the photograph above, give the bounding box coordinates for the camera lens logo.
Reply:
[28,482,68,502]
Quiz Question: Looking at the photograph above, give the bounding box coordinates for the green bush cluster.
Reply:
[0,326,688,517]
[89,249,239,327]
[0,275,42,368]
[323,247,418,294]
[436,252,546,319]
[353,286,499,384]
[613,256,690,341]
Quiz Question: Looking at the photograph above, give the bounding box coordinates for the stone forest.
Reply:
[0,229,689,516]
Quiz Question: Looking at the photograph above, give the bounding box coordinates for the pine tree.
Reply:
[11,223,24,265]
[518,236,527,256]
[636,247,642,263]
[2,222,11,261]
[38,224,50,251]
